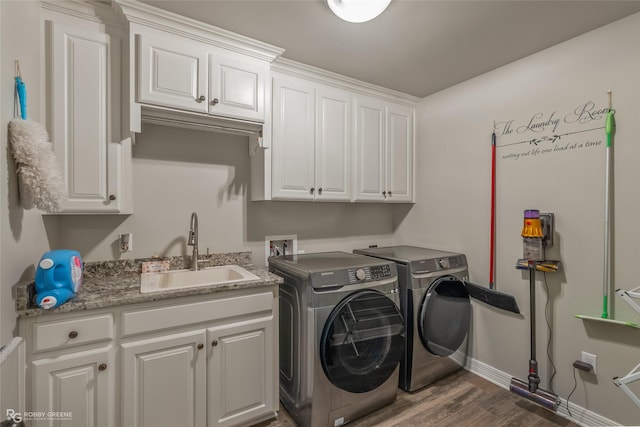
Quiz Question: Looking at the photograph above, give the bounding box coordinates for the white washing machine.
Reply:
[354,246,470,392]
[269,252,405,427]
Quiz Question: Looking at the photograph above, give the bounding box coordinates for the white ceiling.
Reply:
[141,0,640,98]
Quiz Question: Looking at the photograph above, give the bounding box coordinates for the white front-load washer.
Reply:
[354,246,471,392]
[269,252,405,427]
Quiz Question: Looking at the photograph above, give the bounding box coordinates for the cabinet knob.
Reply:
[109,194,116,201]
[318,188,323,195]
[310,187,315,195]
[211,340,218,347]
[210,98,219,106]
[388,191,392,197]
[196,95,206,103]
[68,331,78,339]
[98,363,107,371]
[197,343,204,350]
[382,191,387,196]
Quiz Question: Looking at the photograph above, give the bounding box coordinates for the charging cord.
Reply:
[566,365,577,417]
[543,272,558,393]
[567,360,594,417]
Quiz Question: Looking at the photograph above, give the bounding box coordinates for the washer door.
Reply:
[320,290,405,393]
[418,276,470,357]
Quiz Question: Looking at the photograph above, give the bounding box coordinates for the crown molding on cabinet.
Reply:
[41,0,126,28]
[140,106,263,137]
[272,57,421,107]
[114,0,284,63]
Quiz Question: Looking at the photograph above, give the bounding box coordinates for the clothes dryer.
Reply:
[354,246,470,392]
[269,252,405,427]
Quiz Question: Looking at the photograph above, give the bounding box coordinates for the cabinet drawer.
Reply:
[122,291,274,337]
[33,314,114,353]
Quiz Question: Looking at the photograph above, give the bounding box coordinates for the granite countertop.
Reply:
[16,252,283,318]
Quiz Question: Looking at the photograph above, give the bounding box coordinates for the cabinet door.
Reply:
[121,330,207,427]
[386,103,414,202]
[32,346,114,427]
[137,29,208,113]
[48,21,125,213]
[354,96,386,201]
[207,316,276,427]
[271,77,315,200]
[315,87,351,201]
[209,52,266,122]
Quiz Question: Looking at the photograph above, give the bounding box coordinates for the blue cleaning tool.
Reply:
[15,76,27,120]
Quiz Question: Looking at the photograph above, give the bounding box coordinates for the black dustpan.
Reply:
[464,281,520,314]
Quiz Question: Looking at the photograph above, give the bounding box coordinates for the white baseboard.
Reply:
[463,356,620,427]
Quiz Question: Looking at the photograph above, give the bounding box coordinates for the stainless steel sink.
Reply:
[140,265,260,293]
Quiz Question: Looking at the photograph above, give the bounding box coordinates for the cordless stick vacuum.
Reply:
[510,210,560,411]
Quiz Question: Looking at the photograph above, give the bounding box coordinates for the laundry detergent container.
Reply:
[35,250,83,309]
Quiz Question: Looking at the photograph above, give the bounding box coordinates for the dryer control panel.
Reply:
[411,255,467,274]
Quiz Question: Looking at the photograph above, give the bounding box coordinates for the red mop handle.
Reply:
[490,132,496,289]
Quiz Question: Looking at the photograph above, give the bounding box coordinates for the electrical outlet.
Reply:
[119,233,133,253]
[581,351,597,374]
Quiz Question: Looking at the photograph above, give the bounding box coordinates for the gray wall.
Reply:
[394,12,640,425]
[1,1,58,345]
[56,124,407,265]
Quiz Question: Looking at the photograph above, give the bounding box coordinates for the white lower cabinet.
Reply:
[32,346,115,427]
[208,317,275,427]
[121,330,207,427]
[20,287,278,427]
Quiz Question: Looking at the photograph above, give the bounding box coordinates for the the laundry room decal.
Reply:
[495,100,611,161]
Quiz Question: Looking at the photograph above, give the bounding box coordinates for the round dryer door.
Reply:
[418,276,470,357]
[320,290,405,393]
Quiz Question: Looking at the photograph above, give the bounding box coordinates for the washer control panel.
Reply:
[309,262,396,288]
[347,264,393,284]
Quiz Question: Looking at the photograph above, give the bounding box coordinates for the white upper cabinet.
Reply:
[137,29,267,122]
[271,76,352,201]
[271,76,316,200]
[209,52,267,122]
[386,103,414,202]
[252,59,415,203]
[118,0,283,136]
[137,29,209,113]
[315,86,352,201]
[354,96,386,201]
[44,3,132,214]
[354,95,414,203]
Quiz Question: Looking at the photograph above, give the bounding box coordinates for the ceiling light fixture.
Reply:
[327,0,392,23]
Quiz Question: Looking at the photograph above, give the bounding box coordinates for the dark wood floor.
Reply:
[256,370,579,427]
